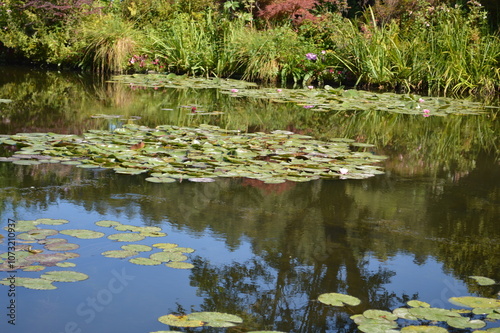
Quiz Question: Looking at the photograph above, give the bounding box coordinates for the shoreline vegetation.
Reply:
[0,0,499,97]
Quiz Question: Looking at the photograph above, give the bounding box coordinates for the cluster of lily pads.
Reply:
[0,123,386,183]
[317,276,500,333]
[0,218,87,290]
[149,277,499,333]
[109,73,494,117]
[0,218,195,290]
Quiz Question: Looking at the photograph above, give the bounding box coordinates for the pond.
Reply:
[0,66,499,333]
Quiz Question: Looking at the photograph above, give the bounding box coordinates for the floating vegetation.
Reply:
[60,229,105,239]
[317,283,500,333]
[109,74,490,116]
[157,312,243,328]
[102,250,139,258]
[95,220,122,228]
[0,123,386,182]
[40,271,89,282]
[129,257,162,266]
[318,292,362,307]
[469,276,497,286]
[0,277,56,290]
[35,218,69,225]
[165,262,194,269]
[109,73,258,90]
[121,244,153,252]
[108,233,146,242]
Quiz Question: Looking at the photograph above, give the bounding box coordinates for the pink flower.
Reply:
[276,89,282,93]
[339,168,349,175]
[423,109,431,117]
[303,105,314,109]
[305,53,317,61]
[418,98,425,103]
[307,86,314,90]
[231,89,238,93]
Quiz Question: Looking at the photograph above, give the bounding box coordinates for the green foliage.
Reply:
[79,14,142,72]
[331,3,500,95]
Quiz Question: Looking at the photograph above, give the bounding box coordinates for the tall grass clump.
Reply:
[79,14,141,73]
[147,11,247,77]
[331,2,500,95]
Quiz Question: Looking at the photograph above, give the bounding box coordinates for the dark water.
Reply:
[0,67,499,333]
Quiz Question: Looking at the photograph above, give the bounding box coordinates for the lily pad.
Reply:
[318,292,361,307]
[60,229,105,239]
[129,257,162,265]
[158,314,204,327]
[102,250,138,258]
[469,276,496,286]
[449,296,500,309]
[150,251,188,262]
[41,270,89,282]
[95,220,123,227]
[153,243,178,250]
[166,262,194,269]
[56,262,76,268]
[0,277,57,290]
[108,233,146,242]
[44,242,79,251]
[187,312,244,327]
[121,244,152,252]
[400,326,449,333]
[35,218,69,225]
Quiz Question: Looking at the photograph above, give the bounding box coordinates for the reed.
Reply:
[80,15,140,73]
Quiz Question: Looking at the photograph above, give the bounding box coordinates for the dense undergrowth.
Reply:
[1,0,499,96]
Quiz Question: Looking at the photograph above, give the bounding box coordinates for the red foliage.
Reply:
[258,0,347,25]
[21,0,101,25]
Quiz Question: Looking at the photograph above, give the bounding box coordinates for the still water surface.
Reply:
[0,67,498,332]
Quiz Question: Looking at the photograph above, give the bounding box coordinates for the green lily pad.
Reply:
[108,233,146,242]
[446,316,485,329]
[158,314,204,327]
[449,296,500,309]
[35,218,69,225]
[121,244,152,252]
[5,277,57,290]
[469,276,496,286]
[56,262,76,268]
[129,257,162,265]
[318,292,361,307]
[3,220,39,232]
[363,309,398,321]
[102,250,139,258]
[187,312,243,327]
[400,326,449,333]
[95,220,123,227]
[407,300,431,308]
[41,270,89,282]
[22,265,46,272]
[60,229,105,239]
[150,251,188,262]
[409,307,462,321]
[153,243,178,250]
[165,262,194,269]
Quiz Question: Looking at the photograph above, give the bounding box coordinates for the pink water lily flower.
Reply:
[276,89,282,93]
[230,89,238,93]
[339,168,349,175]
[423,109,431,117]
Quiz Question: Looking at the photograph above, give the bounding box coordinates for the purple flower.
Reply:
[305,53,317,61]
[304,105,314,109]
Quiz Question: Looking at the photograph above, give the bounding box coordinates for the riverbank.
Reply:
[1,0,499,96]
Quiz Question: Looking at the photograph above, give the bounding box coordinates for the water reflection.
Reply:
[0,156,498,331]
[0,67,499,332]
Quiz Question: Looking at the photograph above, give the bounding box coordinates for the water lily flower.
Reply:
[230,89,238,93]
[305,53,317,61]
[423,109,431,117]
[307,86,314,90]
[339,168,349,175]
[418,98,425,103]
[303,105,314,109]
[276,89,282,93]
